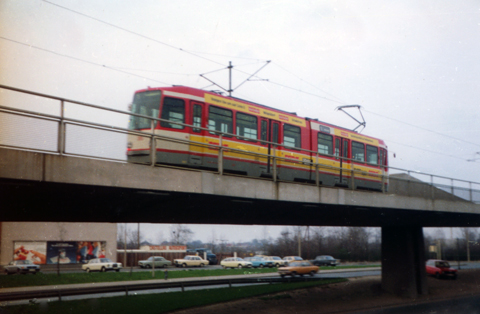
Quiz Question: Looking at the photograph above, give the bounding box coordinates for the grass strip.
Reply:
[0,268,277,288]
[5,278,347,314]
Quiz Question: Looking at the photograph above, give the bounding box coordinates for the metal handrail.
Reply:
[1,84,479,202]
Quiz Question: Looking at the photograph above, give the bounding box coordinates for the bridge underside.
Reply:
[2,149,480,298]
[1,178,479,227]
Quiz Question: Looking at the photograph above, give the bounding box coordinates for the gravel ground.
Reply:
[172,269,480,314]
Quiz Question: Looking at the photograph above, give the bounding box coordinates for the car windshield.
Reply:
[147,257,154,261]
[289,262,301,267]
[129,90,161,130]
[100,258,112,263]
[436,261,450,267]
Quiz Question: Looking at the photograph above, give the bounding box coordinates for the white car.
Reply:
[4,260,40,275]
[174,255,209,267]
[82,258,122,272]
[264,256,288,267]
[220,257,253,269]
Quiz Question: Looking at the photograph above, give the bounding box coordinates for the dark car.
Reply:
[311,255,339,266]
[4,260,40,275]
[426,259,457,279]
[194,249,218,265]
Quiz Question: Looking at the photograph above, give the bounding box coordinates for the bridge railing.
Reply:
[1,84,479,204]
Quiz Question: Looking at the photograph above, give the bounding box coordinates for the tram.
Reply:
[127,86,388,191]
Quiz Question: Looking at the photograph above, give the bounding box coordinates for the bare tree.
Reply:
[170,224,194,245]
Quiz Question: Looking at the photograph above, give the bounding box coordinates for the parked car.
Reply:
[264,256,288,267]
[311,255,340,267]
[220,257,253,269]
[174,255,209,267]
[244,256,274,268]
[4,260,40,275]
[138,256,171,268]
[278,261,319,277]
[188,249,218,265]
[282,256,303,265]
[426,259,457,279]
[82,258,122,272]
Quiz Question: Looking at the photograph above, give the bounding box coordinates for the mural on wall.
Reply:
[13,242,47,265]
[13,241,107,264]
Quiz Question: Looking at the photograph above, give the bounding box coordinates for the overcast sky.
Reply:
[1,1,479,242]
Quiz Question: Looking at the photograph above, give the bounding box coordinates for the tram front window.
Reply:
[129,91,161,130]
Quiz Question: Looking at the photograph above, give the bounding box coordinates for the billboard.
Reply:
[46,241,77,264]
[13,242,47,265]
[76,241,106,263]
[13,241,107,264]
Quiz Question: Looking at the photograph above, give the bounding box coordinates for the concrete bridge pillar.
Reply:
[381,226,428,298]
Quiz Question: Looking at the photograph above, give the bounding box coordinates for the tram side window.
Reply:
[208,106,233,136]
[160,97,185,129]
[318,133,333,155]
[236,112,258,141]
[192,104,202,133]
[366,145,378,165]
[352,141,365,162]
[335,138,340,157]
[283,124,301,149]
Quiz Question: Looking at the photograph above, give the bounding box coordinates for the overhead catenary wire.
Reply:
[9,2,480,163]
[2,34,473,163]
[0,36,170,86]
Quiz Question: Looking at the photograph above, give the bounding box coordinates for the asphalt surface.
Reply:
[0,267,379,307]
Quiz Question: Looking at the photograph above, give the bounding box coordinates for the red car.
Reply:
[426,260,457,279]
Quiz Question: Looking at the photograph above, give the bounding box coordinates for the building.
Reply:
[0,222,117,266]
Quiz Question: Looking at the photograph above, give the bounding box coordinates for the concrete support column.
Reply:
[381,226,428,298]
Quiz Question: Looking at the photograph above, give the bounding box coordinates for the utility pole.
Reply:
[123,223,127,266]
[298,228,302,257]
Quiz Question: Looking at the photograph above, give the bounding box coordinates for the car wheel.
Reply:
[281,274,285,278]
[162,264,167,268]
[200,263,205,267]
[291,271,297,277]
[238,264,243,269]
[16,269,21,274]
[259,264,264,268]
[309,271,315,277]
[146,264,151,269]
[222,265,226,269]
[182,263,187,268]
[435,272,440,279]
[101,267,106,272]
[275,263,280,268]
[86,268,90,273]
[116,269,120,272]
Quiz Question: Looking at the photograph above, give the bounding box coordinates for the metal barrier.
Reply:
[1,84,479,203]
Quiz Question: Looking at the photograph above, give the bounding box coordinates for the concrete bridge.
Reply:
[1,84,480,298]
[2,147,480,298]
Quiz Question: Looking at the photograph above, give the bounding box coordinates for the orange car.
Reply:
[278,261,319,277]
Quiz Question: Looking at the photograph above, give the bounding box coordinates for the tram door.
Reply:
[336,138,350,186]
[260,118,280,176]
[188,102,204,166]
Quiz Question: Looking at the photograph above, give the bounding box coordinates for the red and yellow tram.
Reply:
[127,86,388,191]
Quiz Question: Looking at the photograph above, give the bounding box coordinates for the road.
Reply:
[0,268,379,307]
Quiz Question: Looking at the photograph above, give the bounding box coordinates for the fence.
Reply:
[1,84,480,203]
